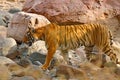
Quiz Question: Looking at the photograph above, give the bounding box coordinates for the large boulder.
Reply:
[7,12,50,41]
[28,40,47,55]
[56,64,88,80]
[22,0,120,23]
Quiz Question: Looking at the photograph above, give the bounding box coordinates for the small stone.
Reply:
[0,56,15,65]
[0,38,17,56]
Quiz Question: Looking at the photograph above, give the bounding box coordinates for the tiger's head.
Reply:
[23,26,36,46]
[23,24,46,46]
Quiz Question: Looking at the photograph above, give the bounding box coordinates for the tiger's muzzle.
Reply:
[25,31,36,46]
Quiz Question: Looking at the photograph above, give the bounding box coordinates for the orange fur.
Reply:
[23,23,119,70]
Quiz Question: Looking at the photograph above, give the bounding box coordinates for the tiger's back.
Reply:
[47,23,110,51]
[45,23,118,64]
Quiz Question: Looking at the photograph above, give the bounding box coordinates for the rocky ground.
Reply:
[0,0,120,80]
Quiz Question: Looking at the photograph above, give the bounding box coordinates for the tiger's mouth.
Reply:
[26,38,37,46]
[25,32,37,46]
[27,41,33,46]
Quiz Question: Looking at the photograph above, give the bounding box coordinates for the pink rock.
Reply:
[7,12,50,41]
[22,0,120,23]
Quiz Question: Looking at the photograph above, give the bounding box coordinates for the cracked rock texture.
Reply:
[22,0,120,23]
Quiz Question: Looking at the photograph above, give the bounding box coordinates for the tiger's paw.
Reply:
[41,64,49,70]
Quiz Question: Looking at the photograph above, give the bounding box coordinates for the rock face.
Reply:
[7,11,50,41]
[56,62,120,80]
[22,0,120,23]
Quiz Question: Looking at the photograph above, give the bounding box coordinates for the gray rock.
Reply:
[10,64,48,80]
[28,40,47,55]
[0,10,12,27]
[69,47,87,67]
[56,64,88,80]
[0,26,7,38]
[0,15,7,26]
[8,8,21,14]
[29,52,46,65]
[28,52,56,70]
[6,43,29,60]
[0,38,17,56]
[0,56,15,65]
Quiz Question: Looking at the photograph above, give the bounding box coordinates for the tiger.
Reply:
[22,23,120,70]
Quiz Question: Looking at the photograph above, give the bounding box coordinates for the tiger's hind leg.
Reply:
[85,46,94,61]
[85,46,107,67]
[103,44,119,64]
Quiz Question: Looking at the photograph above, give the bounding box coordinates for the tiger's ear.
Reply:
[35,18,39,25]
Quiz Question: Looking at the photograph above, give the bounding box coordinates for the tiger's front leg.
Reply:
[41,45,57,70]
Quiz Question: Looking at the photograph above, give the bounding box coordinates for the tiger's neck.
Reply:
[35,27,46,41]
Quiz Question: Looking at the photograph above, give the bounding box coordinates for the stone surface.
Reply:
[8,8,21,14]
[0,26,7,38]
[0,38,17,56]
[78,62,120,80]
[69,47,86,67]
[0,10,12,27]
[12,76,35,80]
[0,56,15,65]
[22,0,120,23]
[6,43,29,60]
[7,12,50,41]
[9,64,49,80]
[28,40,47,55]
[56,64,88,80]
[0,64,12,80]
[0,1,23,11]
